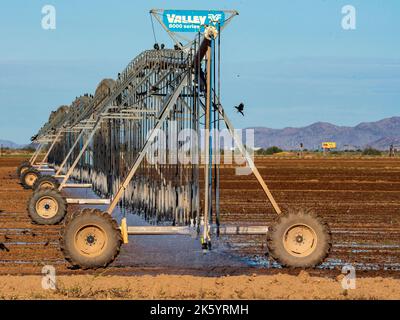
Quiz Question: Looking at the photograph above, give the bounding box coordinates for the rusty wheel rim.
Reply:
[25,173,38,187]
[74,225,107,257]
[35,196,59,218]
[283,224,317,258]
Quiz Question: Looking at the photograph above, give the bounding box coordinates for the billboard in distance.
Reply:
[322,142,337,149]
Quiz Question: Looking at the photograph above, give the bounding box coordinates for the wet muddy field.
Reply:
[0,157,399,278]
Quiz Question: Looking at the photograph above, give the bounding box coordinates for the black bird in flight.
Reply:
[234,102,245,116]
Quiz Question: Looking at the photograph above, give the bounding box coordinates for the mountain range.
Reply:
[0,139,24,149]
[1,116,399,151]
[248,117,400,151]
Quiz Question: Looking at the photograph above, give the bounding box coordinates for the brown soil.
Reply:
[217,157,400,273]
[0,272,399,300]
[1,156,400,299]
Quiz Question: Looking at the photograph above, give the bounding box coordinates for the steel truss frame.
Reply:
[33,15,282,251]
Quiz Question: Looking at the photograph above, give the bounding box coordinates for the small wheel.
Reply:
[17,162,31,177]
[27,189,67,225]
[60,209,122,269]
[20,168,41,189]
[267,209,331,268]
[33,175,60,191]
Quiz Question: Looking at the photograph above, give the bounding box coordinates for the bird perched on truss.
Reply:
[234,102,245,116]
[174,42,183,50]
[150,85,160,93]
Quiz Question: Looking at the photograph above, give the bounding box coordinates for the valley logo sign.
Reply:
[163,10,225,32]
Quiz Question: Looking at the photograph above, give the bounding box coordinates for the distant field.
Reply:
[0,154,34,158]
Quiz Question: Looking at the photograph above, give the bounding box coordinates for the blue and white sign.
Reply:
[163,10,225,32]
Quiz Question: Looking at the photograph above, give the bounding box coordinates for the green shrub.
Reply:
[362,147,382,156]
[258,146,283,155]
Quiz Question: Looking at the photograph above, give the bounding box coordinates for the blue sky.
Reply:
[0,0,399,144]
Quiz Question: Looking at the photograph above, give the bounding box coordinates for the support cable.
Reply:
[150,12,158,45]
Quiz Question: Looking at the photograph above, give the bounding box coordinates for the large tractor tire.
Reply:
[33,175,60,191]
[61,209,122,269]
[20,168,41,189]
[267,209,331,268]
[17,161,31,177]
[27,189,67,225]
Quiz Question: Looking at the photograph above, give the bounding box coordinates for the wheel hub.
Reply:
[86,235,96,245]
[283,224,317,258]
[35,196,59,218]
[74,225,107,257]
[26,173,38,186]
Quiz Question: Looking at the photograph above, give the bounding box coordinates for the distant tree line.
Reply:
[256,146,283,155]
[254,146,385,156]
[362,147,382,156]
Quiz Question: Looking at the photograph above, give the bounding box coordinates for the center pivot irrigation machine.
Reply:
[19,9,331,269]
